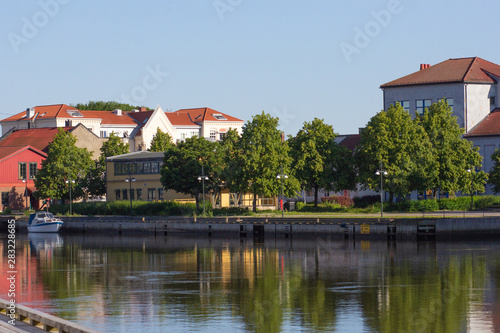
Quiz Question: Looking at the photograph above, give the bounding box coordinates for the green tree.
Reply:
[82,132,129,197]
[420,99,486,197]
[160,136,223,212]
[356,103,436,202]
[149,128,174,152]
[239,112,300,212]
[34,128,94,200]
[289,118,356,206]
[489,149,500,193]
[71,100,146,111]
[219,128,247,204]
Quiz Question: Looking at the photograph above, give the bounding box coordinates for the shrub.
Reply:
[321,196,354,208]
[353,195,380,208]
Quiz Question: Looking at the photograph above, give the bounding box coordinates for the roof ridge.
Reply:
[462,57,478,82]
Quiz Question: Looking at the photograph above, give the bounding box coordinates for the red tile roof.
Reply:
[465,109,500,137]
[0,145,47,162]
[174,107,243,122]
[0,104,136,125]
[1,104,76,122]
[166,112,200,126]
[0,127,72,152]
[381,57,500,88]
[338,134,361,151]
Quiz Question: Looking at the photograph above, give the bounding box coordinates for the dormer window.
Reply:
[67,110,83,117]
[213,114,226,120]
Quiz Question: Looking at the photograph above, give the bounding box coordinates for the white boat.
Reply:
[27,212,63,233]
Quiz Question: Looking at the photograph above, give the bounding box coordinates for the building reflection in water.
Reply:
[1,233,500,332]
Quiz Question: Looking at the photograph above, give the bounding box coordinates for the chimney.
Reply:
[26,107,35,118]
[113,109,122,116]
[420,64,430,70]
[140,107,147,112]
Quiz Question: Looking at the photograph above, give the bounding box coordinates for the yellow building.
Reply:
[106,151,278,210]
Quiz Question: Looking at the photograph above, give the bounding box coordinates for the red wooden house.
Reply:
[0,145,46,211]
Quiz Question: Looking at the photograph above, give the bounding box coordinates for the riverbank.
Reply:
[3,214,500,238]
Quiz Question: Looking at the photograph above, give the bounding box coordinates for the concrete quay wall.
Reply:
[2,215,500,237]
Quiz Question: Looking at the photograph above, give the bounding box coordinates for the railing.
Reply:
[0,298,102,333]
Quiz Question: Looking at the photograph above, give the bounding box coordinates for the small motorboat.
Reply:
[27,212,63,233]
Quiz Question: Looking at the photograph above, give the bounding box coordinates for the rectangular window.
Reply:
[210,130,217,140]
[137,162,144,174]
[261,197,274,206]
[1,192,8,206]
[136,189,142,201]
[148,188,157,201]
[397,100,410,112]
[181,133,186,140]
[158,188,164,200]
[122,189,128,200]
[115,189,121,200]
[445,98,454,111]
[29,162,37,179]
[190,131,198,137]
[100,131,107,138]
[144,162,151,174]
[416,99,432,115]
[151,162,159,174]
[18,162,27,180]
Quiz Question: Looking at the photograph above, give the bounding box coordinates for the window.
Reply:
[210,130,217,140]
[158,188,164,200]
[416,99,432,115]
[213,114,227,120]
[122,189,128,200]
[190,131,198,137]
[18,162,27,180]
[181,133,187,140]
[29,162,37,179]
[136,189,142,200]
[1,192,8,206]
[148,188,157,201]
[100,131,107,138]
[115,190,121,200]
[261,197,274,206]
[397,100,410,112]
[445,98,454,111]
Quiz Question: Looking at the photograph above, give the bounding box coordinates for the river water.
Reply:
[1,232,500,332]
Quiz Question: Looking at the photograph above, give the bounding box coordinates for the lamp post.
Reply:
[276,164,288,218]
[125,175,136,215]
[22,176,29,211]
[375,160,388,218]
[467,169,474,211]
[65,179,75,215]
[198,166,209,216]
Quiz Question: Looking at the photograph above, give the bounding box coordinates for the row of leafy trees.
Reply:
[33,99,495,212]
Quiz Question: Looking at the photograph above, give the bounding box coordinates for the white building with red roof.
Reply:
[381,56,500,194]
[0,104,244,152]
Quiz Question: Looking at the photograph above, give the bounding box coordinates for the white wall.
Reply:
[466,84,495,132]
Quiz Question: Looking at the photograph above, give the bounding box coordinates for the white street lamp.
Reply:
[276,164,288,218]
[375,161,388,218]
[65,179,75,215]
[198,166,209,216]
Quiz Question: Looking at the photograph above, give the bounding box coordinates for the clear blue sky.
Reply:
[1,0,498,137]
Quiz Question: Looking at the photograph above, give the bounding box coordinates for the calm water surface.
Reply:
[1,231,500,332]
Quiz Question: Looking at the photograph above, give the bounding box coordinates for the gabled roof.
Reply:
[0,145,47,162]
[1,104,76,122]
[174,107,243,122]
[1,104,137,125]
[381,57,500,88]
[465,109,500,137]
[0,127,73,152]
[337,134,361,151]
